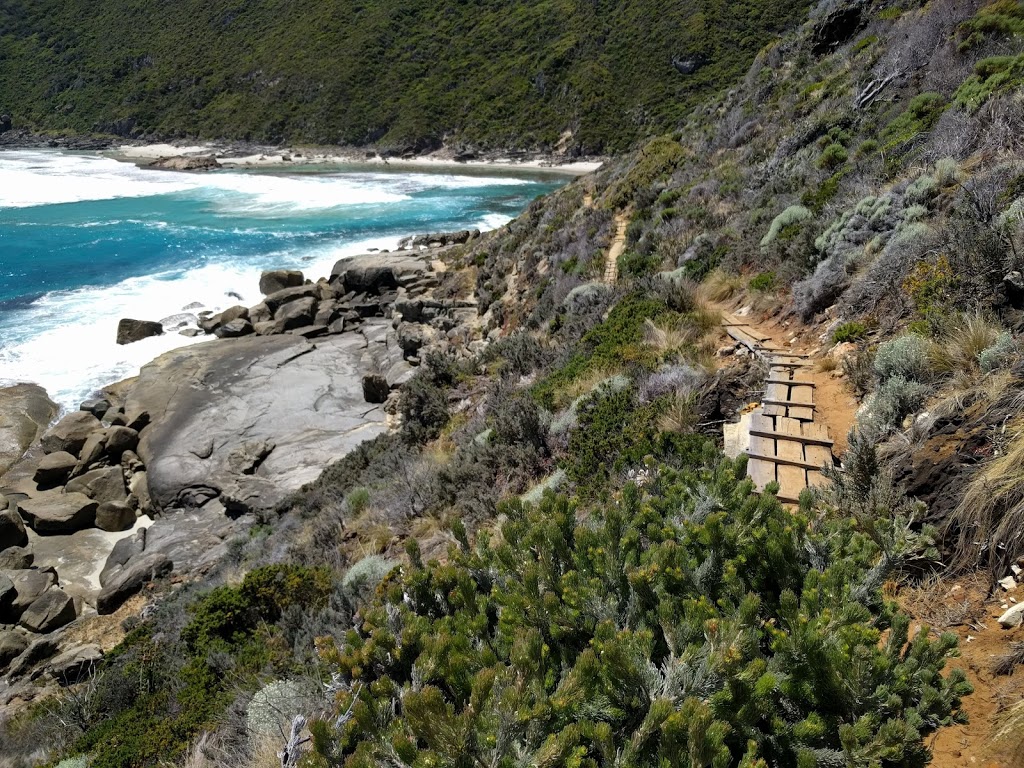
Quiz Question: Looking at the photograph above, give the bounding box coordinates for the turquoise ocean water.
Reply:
[0,150,562,407]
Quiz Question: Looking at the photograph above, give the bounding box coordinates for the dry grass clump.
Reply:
[658,391,698,433]
[947,414,1024,574]
[929,314,1002,381]
[816,356,839,373]
[700,269,743,301]
[991,699,1024,762]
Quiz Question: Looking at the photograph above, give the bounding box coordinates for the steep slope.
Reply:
[0,0,808,152]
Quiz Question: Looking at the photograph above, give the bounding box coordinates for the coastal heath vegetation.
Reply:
[10,0,1024,766]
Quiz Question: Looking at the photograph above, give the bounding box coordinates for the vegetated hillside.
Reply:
[0,0,808,153]
[7,0,1024,767]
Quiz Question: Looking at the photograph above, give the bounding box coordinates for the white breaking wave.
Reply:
[0,151,531,213]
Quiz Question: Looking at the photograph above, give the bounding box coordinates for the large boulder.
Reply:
[32,451,78,488]
[79,398,112,419]
[0,573,15,614]
[105,426,140,460]
[65,466,127,505]
[6,636,58,680]
[19,587,76,633]
[214,318,254,338]
[0,500,28,550]
[259,270,304,295]
[48,644,103,685]
[40,410,99,457]
[272,296,316,331]
[0,546,33,569]
[0,384,59,476]
[97,551,172,615]
[116,318,164,345]
[18,493,97,534]
[330,253,430,295]
[6,568,58,619]
[72,429,109,476]
[362,373,390,404]
[96,501,136,532]
[0,630,28,671]
[200,305,249,334]
[264,284,319,313]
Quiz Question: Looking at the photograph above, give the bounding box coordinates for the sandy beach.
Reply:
[108,142,605,176]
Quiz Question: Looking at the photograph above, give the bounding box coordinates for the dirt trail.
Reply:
[712,302,1020,768]
[604,212,629,285]
[714,303,858,456]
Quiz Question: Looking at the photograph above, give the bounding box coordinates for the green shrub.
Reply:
[761,205,813,246]
[749,271,776,292]
[832,321,868,343]
[954,54,1024,111]
[881,93,946,150]
[618,249,661,278]
[957,0,1024,51]
[857,138,880,157]
[818,142,849,170]
[318,461,969,767]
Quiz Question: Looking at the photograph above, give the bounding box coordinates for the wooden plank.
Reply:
[764,382,790,403]
[747,419,777,492]
[775,417,807,502]
[766,377,816,387]
[762,403,785,417]
[762,398,816,410]
[746,452,827,471]
[787,406,815,421]
[789,384,814,403]
[802,422,834,482]
[749,429,833,447]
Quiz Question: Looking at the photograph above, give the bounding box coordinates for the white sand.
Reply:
[108,143,604,176]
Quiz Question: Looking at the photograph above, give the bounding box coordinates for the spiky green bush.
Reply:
[316,460,969,768]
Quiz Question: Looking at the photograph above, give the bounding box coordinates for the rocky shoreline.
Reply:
[0,230,496,709]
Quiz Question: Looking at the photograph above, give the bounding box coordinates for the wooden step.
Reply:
[762,398,816,410]
[745,452,829,471]
[765,377,816,387]
[749,429,833,447]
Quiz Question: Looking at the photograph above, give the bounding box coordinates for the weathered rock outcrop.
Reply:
[116,318,164,345]
[18,493,98,534]
[122,333,388,514]
[0,384,58,476]
[40,410,99,456]
[148,155,221,171]
[259,269,304,295]
[19,587,76,633]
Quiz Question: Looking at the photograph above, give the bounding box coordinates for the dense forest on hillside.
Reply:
[0,0,808,153]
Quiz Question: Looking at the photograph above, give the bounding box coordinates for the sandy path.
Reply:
[604,212,629,284]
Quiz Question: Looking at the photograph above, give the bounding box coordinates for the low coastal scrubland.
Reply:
[2,1,1024,767]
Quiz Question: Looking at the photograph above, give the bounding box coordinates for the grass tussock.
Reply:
[948,414,1024,573]
[930,314,1002,380]
[700,269,744,302]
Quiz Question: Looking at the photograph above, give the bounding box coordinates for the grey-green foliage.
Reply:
[815,195,896,256]
[904,175,939,207]
[903,204,929,223]
[860,375,932,434]
[761,204,812,246]
[563,282,611,313]
[979,332,1018,372]
[55,758,90,768]
[874,334,934,383]
[521,469,567,505]
[342,555,398,601]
